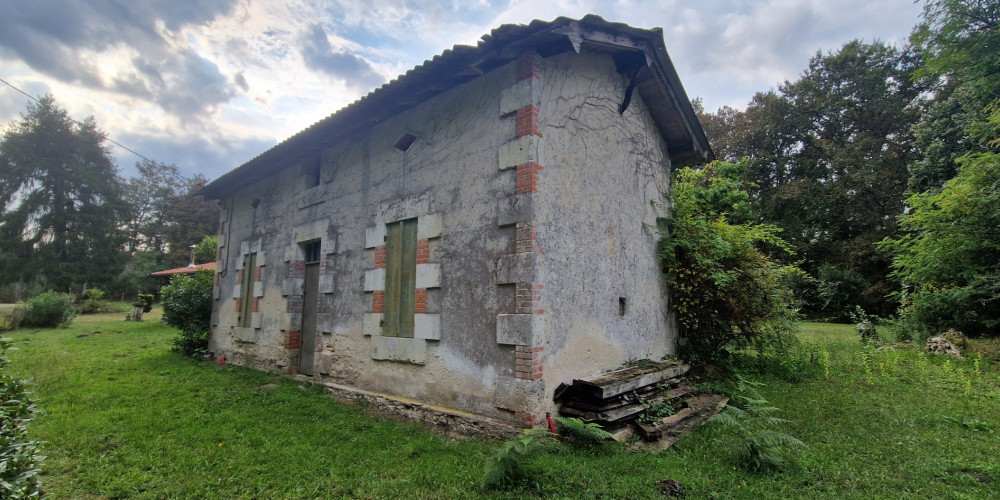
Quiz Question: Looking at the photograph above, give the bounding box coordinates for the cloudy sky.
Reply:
[0,0,924,181]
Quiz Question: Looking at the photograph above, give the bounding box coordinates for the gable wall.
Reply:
[535,50,675,403]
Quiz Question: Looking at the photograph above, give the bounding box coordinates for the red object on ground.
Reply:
[546,412,556,435]
[217,355,226,365]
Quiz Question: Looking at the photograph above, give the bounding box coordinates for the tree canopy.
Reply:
[697,41,927,319]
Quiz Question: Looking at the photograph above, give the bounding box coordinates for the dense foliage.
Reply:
[659,160,800,364]
[696,41,926,319]
[160,270,213,356]
[193,236,219,264]
[0,337,47,499]
[20,292,78,328]
[75,288,109,314]
[879,0,1000,337]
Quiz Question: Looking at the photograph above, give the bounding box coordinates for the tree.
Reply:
[122,160,186,254]
[160,175,219,268]
[193,235,218,264]
[907,0,999,194]
[881,0,1000,336]
[884,150,1000,335]
[0,95,127,292]
[697,41,928,317]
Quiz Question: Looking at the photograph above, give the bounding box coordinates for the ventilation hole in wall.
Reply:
[393,133,417,151]
[251,198,261,209]
[619,297,627,316]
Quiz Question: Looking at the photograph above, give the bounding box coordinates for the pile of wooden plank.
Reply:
[555,360,729,450]
[555,360,691,427]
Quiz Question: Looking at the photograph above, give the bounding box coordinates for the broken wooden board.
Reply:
[573,361,689,400]
[559,384,693,423]
[629,394,729,451]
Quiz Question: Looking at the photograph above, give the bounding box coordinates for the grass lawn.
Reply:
[4,314,999,499]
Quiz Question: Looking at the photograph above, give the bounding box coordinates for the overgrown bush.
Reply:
[76,288,110,314]
[161,270,213,356]
[0,337,47,498]
[21,292,79,328]
[659,160,801,365]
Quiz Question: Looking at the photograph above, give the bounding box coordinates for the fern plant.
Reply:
[481,427,552,490]
[710,376,805,472]
[554,416,614,447]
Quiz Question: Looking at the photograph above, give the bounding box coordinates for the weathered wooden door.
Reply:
[299,245,320,375]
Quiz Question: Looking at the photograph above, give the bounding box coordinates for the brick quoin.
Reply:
[284,330,301,350]
[236,268,243,284]
[515,222,541,254]
[213,273,219,286]
[251,297,259,313]
[286,295,303,313]
[372,290,385,313]
[416,239,430,264]
[374,245,386,269]
[294,261,305,271]
[517,51,541,81]
[515,344,545,381]
[515,162,543,194]
[414,288,427,314]
[215,246,221,260]
[254,266,262,281]
[516,105,542,138]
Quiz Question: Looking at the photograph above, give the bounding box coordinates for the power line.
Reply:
[0,76,192,181]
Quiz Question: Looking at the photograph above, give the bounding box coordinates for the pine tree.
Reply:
[0,95,127,292]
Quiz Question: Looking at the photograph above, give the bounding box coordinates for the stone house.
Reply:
[199,15,711,427]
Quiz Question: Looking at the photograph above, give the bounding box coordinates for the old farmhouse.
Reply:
[199,15,711,428]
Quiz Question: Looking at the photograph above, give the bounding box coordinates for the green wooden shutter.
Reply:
[383,219,418,338]
[240,253,256,327]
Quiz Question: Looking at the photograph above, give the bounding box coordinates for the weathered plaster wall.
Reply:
[535,51,675,413]
[211,57,521,420]
[209,47,675,426]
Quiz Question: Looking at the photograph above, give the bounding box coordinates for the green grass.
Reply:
[5,317,999,498]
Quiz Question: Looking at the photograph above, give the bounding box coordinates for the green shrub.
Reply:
[161,271,213,356]
[21,292,79,328]
[76,288,110,314]
[0,307,24,332]
[0,337,47,498]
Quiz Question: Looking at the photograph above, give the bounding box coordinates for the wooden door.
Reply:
[299,261,319,375]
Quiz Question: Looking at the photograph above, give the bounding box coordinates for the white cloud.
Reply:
[0,0,925,178]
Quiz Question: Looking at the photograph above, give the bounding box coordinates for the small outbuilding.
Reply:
[199,15,711,427]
